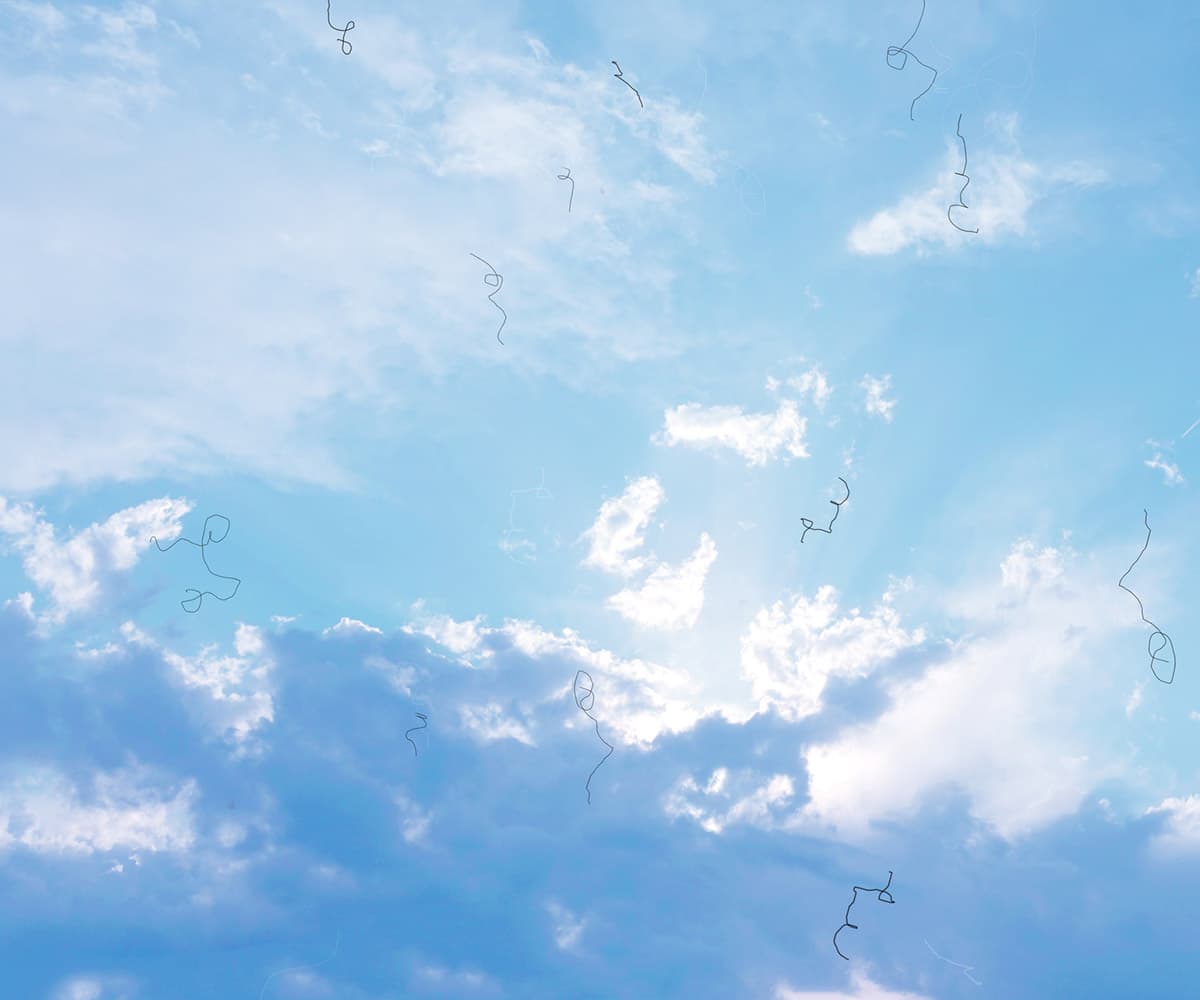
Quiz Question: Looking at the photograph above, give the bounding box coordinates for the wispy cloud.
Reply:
[581,477,665,577]
[860,374,896,422]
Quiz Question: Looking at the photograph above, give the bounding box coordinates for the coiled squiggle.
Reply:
[150,513,242,614]
[1118,509,1177,684]
[469,252,507,346]
[925,939,983,986]
[573,670,614,805]
[557,167,575,213]
[405,712,429,757]
[326,1,354,55]
[886,0,938,120]
[801,477,850,543]
[611,60,644,109]
[948,114,980,235]
[833,870,896,961]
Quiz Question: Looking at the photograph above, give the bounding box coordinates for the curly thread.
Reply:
[573,670,614,805]
[833,870,896,961]
[557,167,575,213]
[611,60,644,109]
[259,929,340,999]
[469,252,507,346]
[404,712,429,757]
[150,513,241,614]
[886,0,938,120]
[327,1,354,55]
[948,114,980,235]
[1118,509,1177,684]
[925,939,983,986]
[800,477,850,544]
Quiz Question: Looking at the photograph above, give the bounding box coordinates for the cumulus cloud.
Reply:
[459,702,537,746]
[799,540,1136,841]
[607,532,717,630]
[322,616,384,636]
[1145,796,1200,856]
[740,585,925,721]
[121,622,275,753]
[665,767,795,834]
[860,375,896,423]
[0,764,197,856]
[0,496,192,624]
[581,476,665,577]
[655,400,809,465]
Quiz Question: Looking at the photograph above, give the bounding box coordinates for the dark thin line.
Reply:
[948,113,980,234]
[557,167,575,213]
[1117,509,1177,684]
[573,670,614,805]
[611,60,644,109]
[405,712,428,757]
[469,252,507,346]
[150,513,241,614]
[327,1,354,55]
[886,0,937,120]
[833,871,895,961]
[800,477,850,543]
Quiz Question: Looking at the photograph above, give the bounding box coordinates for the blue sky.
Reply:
[2,0,1199,996]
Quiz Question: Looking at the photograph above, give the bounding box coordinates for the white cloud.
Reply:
[581,476,665,577]
[1125,681,1145,718]
[846,116,1103,256]
[546,900,586,951]
[395,792,433,846]
[800,540,1136,841]
[656,400,809,465]
[1190,267,1200,297]
[741,586,925,721]
[1145,452,1184,485]
[1145,796,1200,856]
[665,768,795,834]
[322,616,384,636]
[775,970,932,1000]
[0,496,192,624]
[785,367,833,410]
[0,764,197,856]
[459,702,537,746]
[121,622,275,752]
[51,974,140,1000]
[607,532,717,630]
[860,375,896,423]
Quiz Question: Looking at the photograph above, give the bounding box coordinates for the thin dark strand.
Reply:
[150,513,241,614]
[327,1,354,55]
[833,870,896,961]
[573,670,614,804]
[1117,510,1177,684]
[886,1,938,120]
[405,712,428,757]
[611,60,644,109]
[800,477,850,544]
[469,252,507,346]
[948,113,980,234]
[557,167,575,212]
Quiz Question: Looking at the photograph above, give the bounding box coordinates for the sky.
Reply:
[1,0,1199,997]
